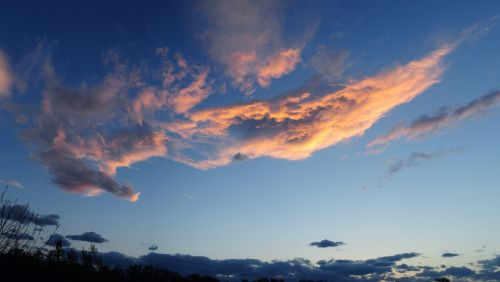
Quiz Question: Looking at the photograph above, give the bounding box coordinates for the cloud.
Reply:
[97,251,499,281]
[36,147,140,201]
[368,90,500,149]
[309,47,350,82]
[66,231,108,244]
[5,35,457,201]
[0,204,60,226]
[19,54,173,201]
[385,147,463,178]
[200,0,303,94]
[442,252,460,258]
[256,48,302,87]
[167,45,453,169]
[231,153,248,162]
[36,214,60,226]
[0,179,24,188]
[46,234,71,247]
[309,239,345,248]
[100,250,420,281]
[149,244,158,251]
[169,69,212,114]
[0,50,13,97]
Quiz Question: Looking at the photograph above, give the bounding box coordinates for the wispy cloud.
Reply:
[200,0,304,94]
[0,50,12,97]
[0,179,24,188]
[386,147,464,178]
[309,47,350,83]
[368,90,500,150]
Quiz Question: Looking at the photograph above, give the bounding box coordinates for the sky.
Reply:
[1,0,500,281]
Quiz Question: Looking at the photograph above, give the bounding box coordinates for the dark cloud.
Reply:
[369,90,500,149]
[99,251,421,281]
[396,263,420,272]
[442,252,460,258]
[46,234,71,247]
[149,244,158,251]
[37,148,139,201]
[66,231,108,244]
[0,204,60,226]
[231,152,249,162]
[386,147,463,177]
[309,239,345,248]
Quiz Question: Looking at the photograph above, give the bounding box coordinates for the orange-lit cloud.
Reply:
[167,46,453,169]
[0,50,12,97]
[169,69,212,114]
[128,52,212,125]
[13,41,455,201]
[257,48,301,87]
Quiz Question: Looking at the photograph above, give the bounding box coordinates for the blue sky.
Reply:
[1,1,500,281]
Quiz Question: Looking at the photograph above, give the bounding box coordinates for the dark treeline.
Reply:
[0,241,223,282]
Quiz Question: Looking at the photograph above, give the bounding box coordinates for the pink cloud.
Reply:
[257,48,301,87]
[169,69,211,114]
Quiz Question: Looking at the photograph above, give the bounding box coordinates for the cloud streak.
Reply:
[442,252,460,258]
[66,231,108,244]
[368,90,500,149]
[385,147,463,178]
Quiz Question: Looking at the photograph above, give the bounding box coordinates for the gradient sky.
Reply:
[1,1,500,281]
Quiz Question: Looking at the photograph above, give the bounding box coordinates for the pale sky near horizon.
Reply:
[1,1,500,280]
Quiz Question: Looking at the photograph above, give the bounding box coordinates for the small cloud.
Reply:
[184,193,195,200]
[0,204,60,226]
[148,244,158,251]
[385,147,464,179]
[46,234,71,247]
[0,179,24,188]
[442,252,460,258]
[232,152,249,162]
[66,231,108,244]
[309,239,345,248]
